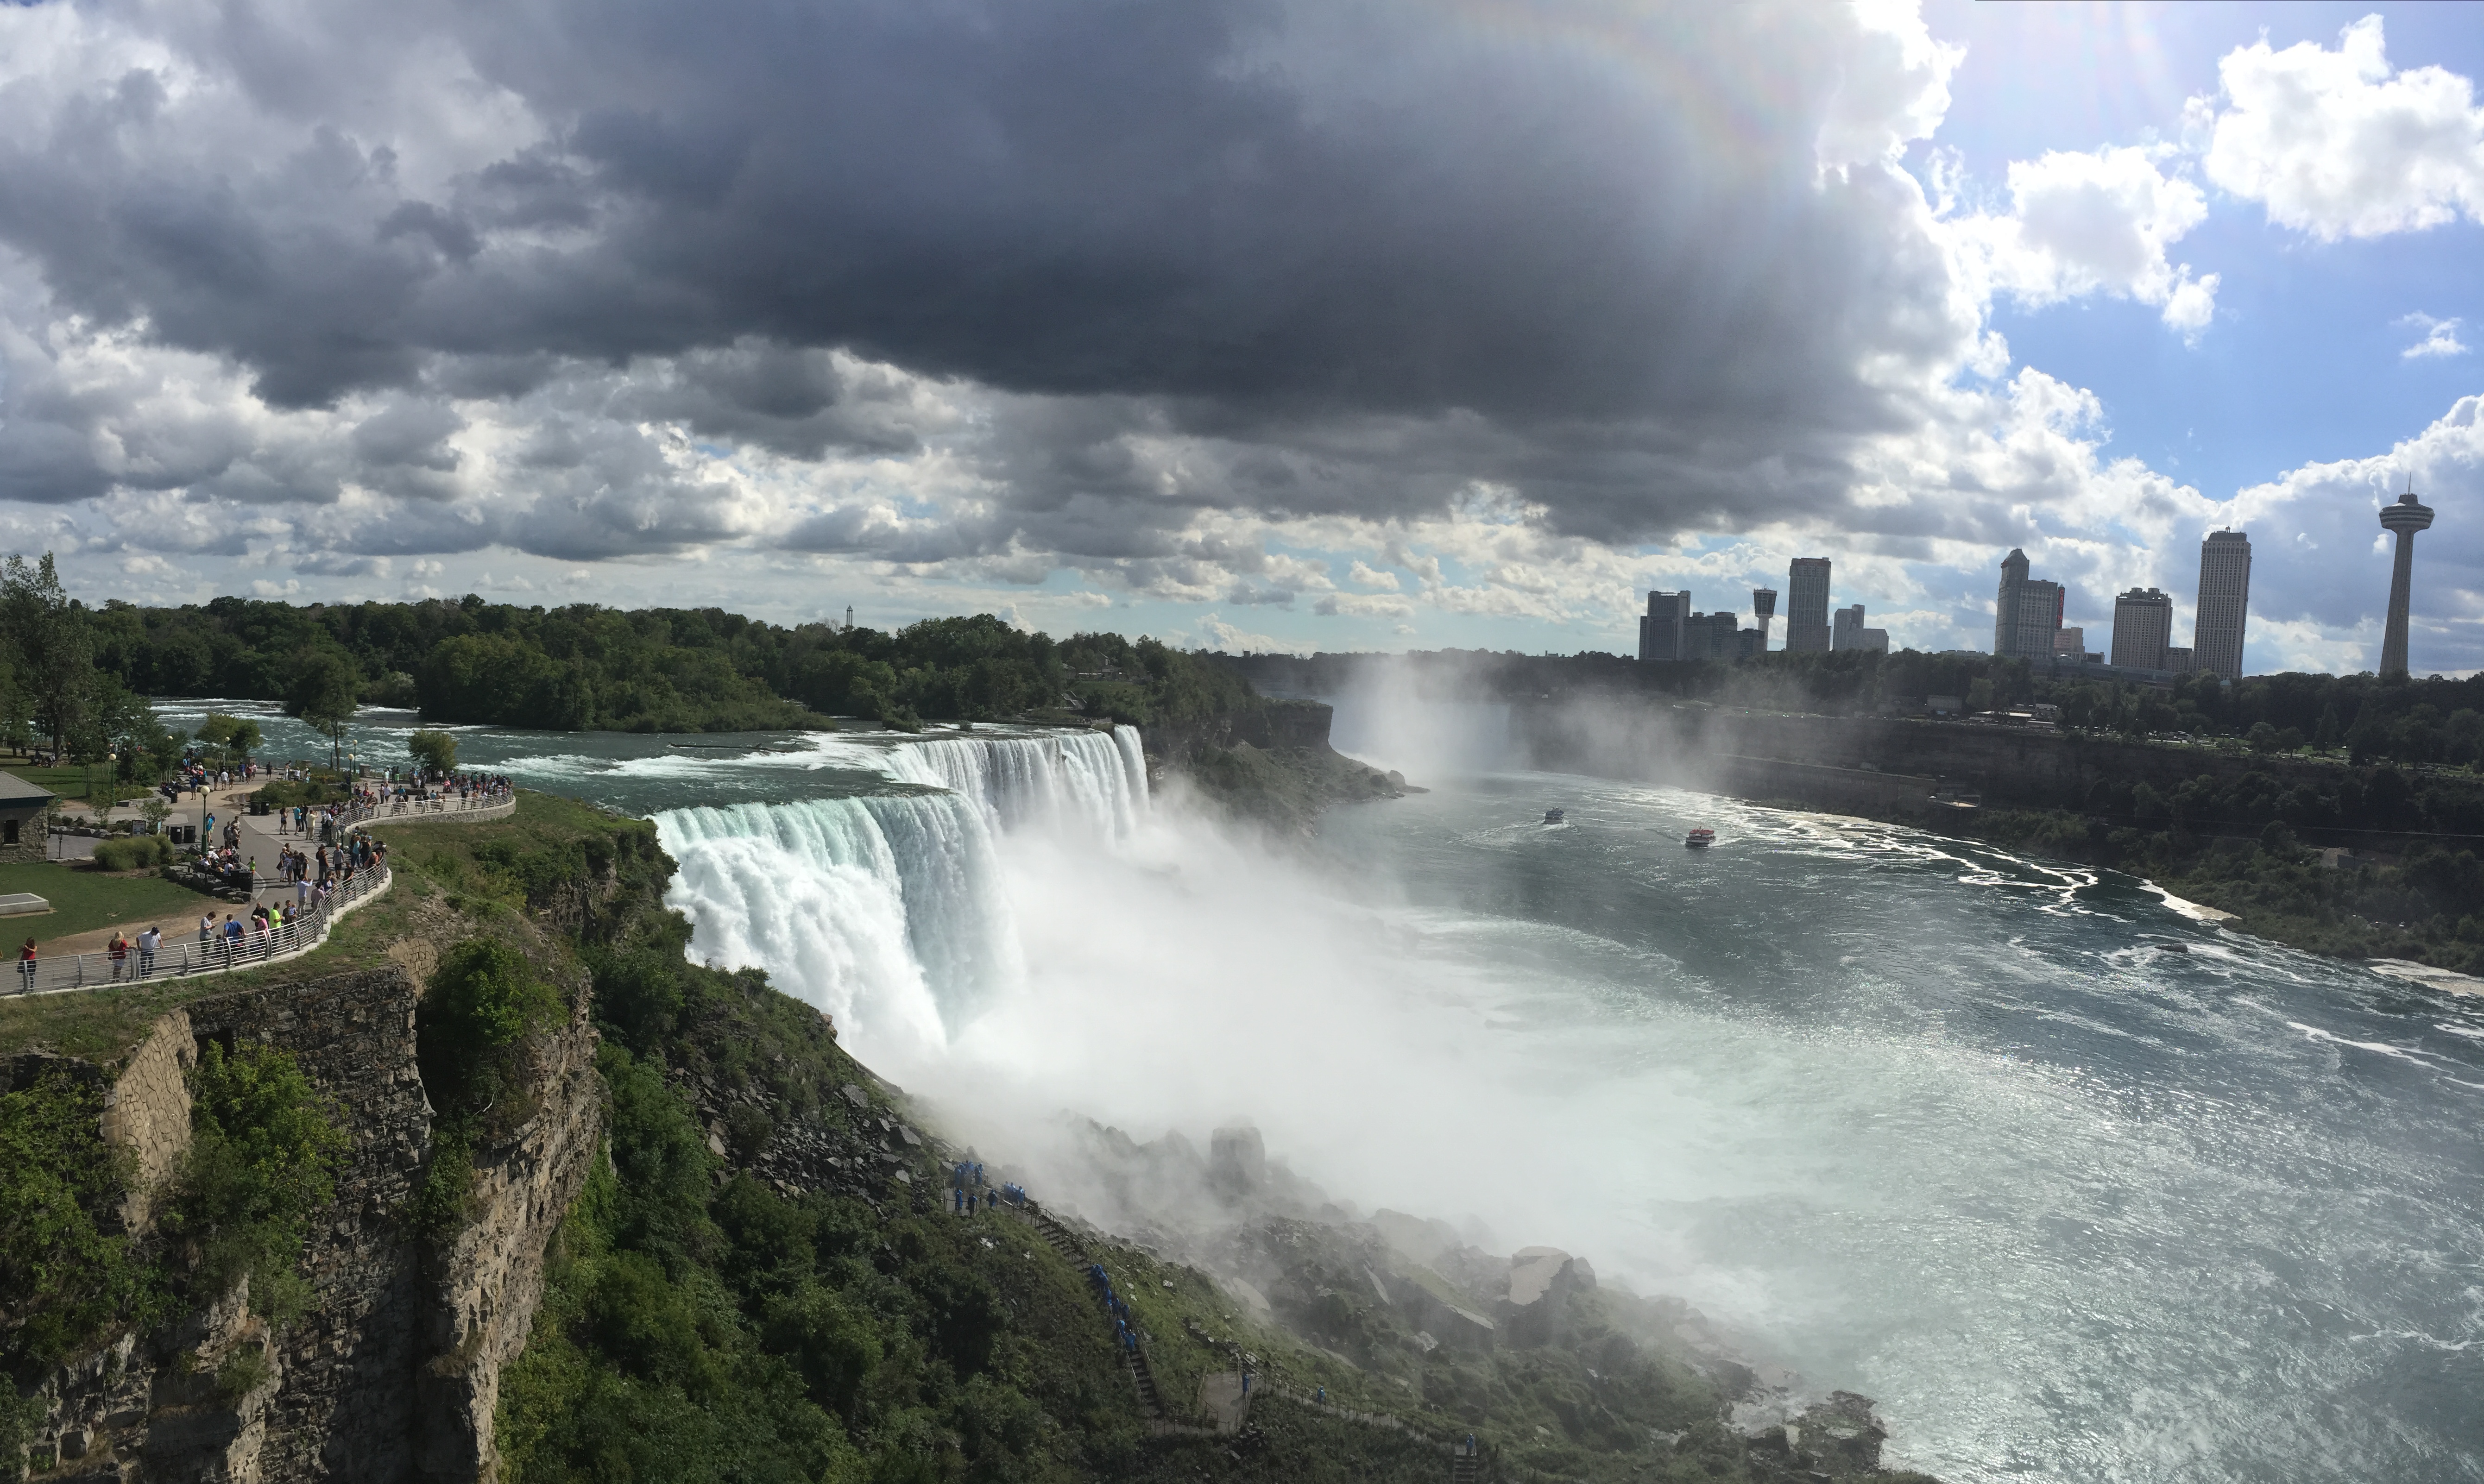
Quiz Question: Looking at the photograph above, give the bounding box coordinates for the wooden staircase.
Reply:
[1128,1349,1165,1419]
[1016,1204,1170,1423]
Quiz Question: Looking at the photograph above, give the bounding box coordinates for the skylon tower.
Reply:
[2379,481,2435,679]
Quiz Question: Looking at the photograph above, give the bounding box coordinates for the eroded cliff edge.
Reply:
[3,960,599,1484]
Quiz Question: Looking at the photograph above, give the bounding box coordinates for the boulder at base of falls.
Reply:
[1499,1245,1595,1347]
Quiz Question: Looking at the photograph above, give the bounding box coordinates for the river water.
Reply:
[167,698,2484,1482]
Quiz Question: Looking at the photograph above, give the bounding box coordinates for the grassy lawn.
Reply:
[0,861,214,940]
[0,760,154,806]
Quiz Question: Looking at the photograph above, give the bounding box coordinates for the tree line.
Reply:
[1225,646,2484,770]
[0,557,1264,784]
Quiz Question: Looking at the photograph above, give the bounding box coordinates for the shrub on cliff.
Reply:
[418,937,568,1133]
[161,1042,346,1327]
[0,1067,143,1376]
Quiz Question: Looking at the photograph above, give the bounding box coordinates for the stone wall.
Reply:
[99,1011,196,1232]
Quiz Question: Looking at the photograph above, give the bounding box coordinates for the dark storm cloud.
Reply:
[0,0,1966,552]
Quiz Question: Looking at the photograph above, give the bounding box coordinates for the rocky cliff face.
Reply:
[415,985,600,1484]
[16,966,601,1484]
[1139,698,1336,762]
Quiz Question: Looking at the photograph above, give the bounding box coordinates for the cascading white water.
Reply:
[654,726,1149,1055]
[887,725,1148,836]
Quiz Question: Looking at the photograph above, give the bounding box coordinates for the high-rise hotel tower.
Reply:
[2111,587,2173,670]
[1638,591,1690,662]
[2192,530,2251,679]
[1993,549,2064,659]
[1785,559,1832,652]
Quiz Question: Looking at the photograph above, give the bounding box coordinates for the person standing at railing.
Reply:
[18,937,35,992]
[107,932,129,982]
[221,914,242,967]
[137,925,160,979]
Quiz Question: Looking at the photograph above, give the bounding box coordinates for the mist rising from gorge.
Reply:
[643,711,2484,1483]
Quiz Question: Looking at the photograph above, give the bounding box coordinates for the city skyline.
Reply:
[1632,528,2301,678]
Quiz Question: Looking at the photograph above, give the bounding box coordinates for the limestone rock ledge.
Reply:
[416,987,602,1484]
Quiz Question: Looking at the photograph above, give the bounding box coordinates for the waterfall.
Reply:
[886,725,1148,836]
[654,726,1149,1052]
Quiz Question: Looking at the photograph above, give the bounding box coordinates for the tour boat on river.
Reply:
[1685,827,1715,849]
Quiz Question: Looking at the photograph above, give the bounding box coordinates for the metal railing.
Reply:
[346,791,516,824]
[3,863,392,998]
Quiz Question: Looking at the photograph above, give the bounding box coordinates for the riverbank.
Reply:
[1686,780,2484,981]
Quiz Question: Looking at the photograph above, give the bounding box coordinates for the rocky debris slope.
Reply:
[992,1117,1939,1482]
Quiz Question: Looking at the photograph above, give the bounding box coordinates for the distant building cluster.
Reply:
[1993,530,2251,681]
[1630,483,2438,682]
[1637,559,1881,663]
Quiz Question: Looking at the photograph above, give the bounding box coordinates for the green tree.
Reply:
[83,676,168,786]
[2346,701,2379,766]
[164,1043,346,1324]
[2446,708,2484,768]
[0,1069,143,1371]
[0,656,29,754]
[0,553,93,759]
[284,648,361,772]
[2313,701,2342,753]
[197,712,263,765]
[407,728,458,778]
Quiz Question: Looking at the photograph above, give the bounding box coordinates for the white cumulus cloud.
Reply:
[2399,313,2469,360]
[1943,146,2219,337]
[2192,15,2484,240]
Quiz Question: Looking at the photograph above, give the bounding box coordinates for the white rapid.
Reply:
[652,726,1146,1055]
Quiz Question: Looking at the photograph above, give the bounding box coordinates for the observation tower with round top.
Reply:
[2378,482,2435,678]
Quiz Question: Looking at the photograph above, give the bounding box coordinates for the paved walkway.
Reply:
[16,780,390,992]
